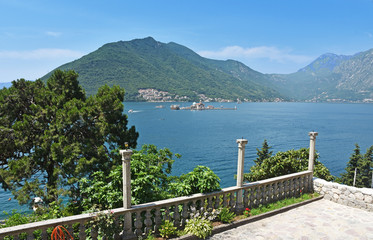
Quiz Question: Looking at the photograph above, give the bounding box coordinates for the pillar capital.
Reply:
[308,132,318,140]
[120,149,133,161]
[236,139,248,146]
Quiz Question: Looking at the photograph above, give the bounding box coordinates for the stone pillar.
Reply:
[119,149,134,239]
[236,139,248,213]
[308,132,318,172]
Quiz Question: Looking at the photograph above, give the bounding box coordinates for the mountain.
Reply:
[0,82,12,89]
[41,37,284,102]
[41,37,373,102]
[267,49,373,102]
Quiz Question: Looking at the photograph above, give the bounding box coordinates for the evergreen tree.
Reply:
[339,144,363,187]
[0,70,139,205]
[359,146,373,188]
[254,139,273,165]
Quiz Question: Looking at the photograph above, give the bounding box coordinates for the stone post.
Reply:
[119,149,134,239]
[308,132,318,193]
[236,139,248,213]
[308,132,318,172]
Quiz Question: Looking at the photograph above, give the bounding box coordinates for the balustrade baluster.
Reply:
[229,192,235,209]
[27,231,35,240]
[163,206,171,221]
[191,200,197,216]
[181,203,189,227]
[40,228,48,240]
[154,208,162,234]
[223,194,228,208]
[173,204,181,229]
[214,195,220,210]
[79,221,87,240]
[259,186,263,206]
[243,189,249,208]
[249,187,255,208]
[144,209,153,235]
[67,224,74,238]
[134,211,143,236]
[91,227,98,240]
[207,197,213,213]
[273,182,278,201]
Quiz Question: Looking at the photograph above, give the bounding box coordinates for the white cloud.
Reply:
[0,48,84,60]
[198,46,313,65]
[46,31,62,37]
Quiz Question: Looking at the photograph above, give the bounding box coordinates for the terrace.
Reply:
[1,132,372,240]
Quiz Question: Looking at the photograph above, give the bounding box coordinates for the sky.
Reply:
[1,0,373,83]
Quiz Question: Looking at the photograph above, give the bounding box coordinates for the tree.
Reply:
[339,144,362,186]
[78,145,221,211]
[339,144,373,188]
[254,139,273,165]
[244,144,334,182]
[0,70,138,206]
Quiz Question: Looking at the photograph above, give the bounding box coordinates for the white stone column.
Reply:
[308,132,318,172]
[236,139,248,213]
[119,149,133,239]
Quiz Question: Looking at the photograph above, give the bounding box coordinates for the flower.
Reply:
[245,208,250,211]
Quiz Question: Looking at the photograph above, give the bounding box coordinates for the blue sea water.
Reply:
[1,102,373,219]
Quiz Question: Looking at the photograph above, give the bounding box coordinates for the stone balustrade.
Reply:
[0,171,313,240]
[313,178,373,212]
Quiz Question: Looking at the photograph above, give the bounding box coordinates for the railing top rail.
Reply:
[0,170,312,237]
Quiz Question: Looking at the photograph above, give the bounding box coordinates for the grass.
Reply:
[249,192,320,216]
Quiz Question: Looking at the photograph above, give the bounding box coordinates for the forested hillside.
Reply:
[41,37,284,102]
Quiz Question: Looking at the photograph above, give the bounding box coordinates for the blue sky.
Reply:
[1,0,373,83]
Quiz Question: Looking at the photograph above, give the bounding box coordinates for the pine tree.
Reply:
[340,144,363,186]
[359,146,373,188]
[254,139,273,165]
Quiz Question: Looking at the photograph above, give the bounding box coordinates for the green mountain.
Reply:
[42,37,284,102]
[267,50,373,102]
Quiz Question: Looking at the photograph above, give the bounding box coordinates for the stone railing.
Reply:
[313,178,373,212]
[0,171,313,240]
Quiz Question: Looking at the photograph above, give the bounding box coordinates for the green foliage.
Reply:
[255,139,273,165]
[339,144,373,188]
[184,217,213,239]
[170,165,221,196]
[0,70,138,206]
[41,37,284,102]
[217,207,236,223]
[244,141,334,182]
[243,207,251,217]
[249,193,319,216]
[87,207,121,240]
[159,220,177,239]
[79,145,221,211]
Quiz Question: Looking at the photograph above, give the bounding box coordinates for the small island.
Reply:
[171,102,237,110]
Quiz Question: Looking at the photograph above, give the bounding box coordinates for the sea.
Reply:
[1,102,373,219]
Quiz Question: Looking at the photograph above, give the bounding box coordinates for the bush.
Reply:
[184,217,212,239]
[159,220,177,239]
[217,207,236,223]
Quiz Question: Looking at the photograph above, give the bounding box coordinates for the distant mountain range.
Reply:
[267,50,373,102]
[7,37,373,102]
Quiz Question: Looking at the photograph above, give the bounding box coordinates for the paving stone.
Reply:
[207,199,373,240]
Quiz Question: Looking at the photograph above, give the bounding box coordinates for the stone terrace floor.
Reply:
[208,199,373,240]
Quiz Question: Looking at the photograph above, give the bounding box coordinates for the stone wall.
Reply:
[313,178,373,212]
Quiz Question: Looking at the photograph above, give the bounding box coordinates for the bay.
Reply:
[1,102,373,219]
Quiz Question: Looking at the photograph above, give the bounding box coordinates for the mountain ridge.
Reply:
[34,37,373,102]
[41,37,284,102]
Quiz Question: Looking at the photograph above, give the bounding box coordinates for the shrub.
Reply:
[217,207,236,223]
[184,217,212,239]
[159,220,177,239]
